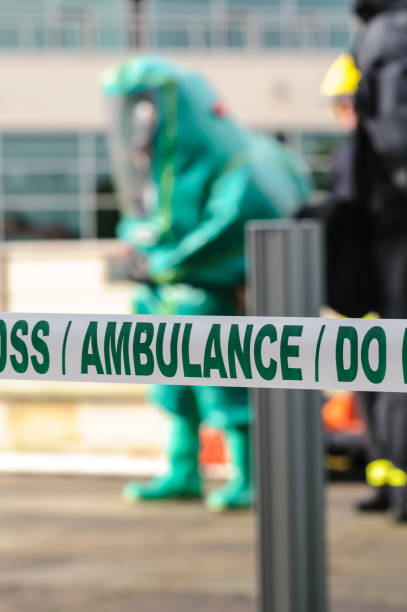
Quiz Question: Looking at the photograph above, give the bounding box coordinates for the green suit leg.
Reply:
[122,405,202,503]
[123,283,252,507]
[205,424,253,512]
[122,284,203,503]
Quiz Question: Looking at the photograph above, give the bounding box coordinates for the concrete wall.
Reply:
[1,239,132,314]
[0,240,169,456]
[0,53,338,131]
[0,380,168,455]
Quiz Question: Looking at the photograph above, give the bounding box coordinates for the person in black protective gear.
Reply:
[351,0,407,521]
[304,51,375,321]
[320,53,384,509]
[304,1,407,520]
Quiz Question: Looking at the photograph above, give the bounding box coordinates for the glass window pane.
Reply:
[0,26,19,49]
[329,26,351,49]
[4,173,80,195]
[3,159,78,173]
[97,209,120,238]
[4,195,80,212]
[297,0,349,6]
[95,174,118,208]
[227,0,280,5]
[262,28,281,48]
[3,134,79,158]
[96,158,112,175]
[97,20,128,49]
[227,26,245,48]
[311,169,331,192]
[300,132,345,156]
[5,210,80,240]
[95,133,109,158]
[154,26,189,48]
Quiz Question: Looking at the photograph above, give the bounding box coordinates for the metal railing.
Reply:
[0,10,356,52]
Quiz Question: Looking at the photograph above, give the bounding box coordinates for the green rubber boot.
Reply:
[206,425,253,512]
[122,413,202,503]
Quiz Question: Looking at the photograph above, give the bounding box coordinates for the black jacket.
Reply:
[355,0,407,21]
[354,4,407,234]
[302,1,407,316]
[354,2,407,318]
[331,138,356,201]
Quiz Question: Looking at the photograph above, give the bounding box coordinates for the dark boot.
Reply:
[388,468,407,523]
[355,486,390,512]
[389,487,407,522]
[356,459,393,512]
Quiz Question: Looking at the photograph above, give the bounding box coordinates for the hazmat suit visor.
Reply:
[106,93,157,217]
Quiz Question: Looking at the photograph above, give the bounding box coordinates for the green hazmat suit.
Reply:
[102,56,311,509]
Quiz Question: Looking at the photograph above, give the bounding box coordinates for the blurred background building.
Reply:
[0,0,356,463]
[0,0,354,243]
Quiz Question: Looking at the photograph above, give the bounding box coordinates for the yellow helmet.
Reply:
[320,53,361,98]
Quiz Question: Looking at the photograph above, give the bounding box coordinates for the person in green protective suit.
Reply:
[102,56,311,511]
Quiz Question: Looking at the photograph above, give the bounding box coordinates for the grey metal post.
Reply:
[247,220,327,612]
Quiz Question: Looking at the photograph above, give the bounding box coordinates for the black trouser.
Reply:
[357,391,380,461]
[362,233,407,472]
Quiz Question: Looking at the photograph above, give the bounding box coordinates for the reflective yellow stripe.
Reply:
[158,81,178,237]
[388,467,407,487]
[366,461,407,487]
[366,459,393,487]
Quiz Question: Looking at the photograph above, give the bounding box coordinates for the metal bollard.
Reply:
[247,220,327,612]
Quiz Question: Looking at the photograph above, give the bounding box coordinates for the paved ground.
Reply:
[1,475,407,612]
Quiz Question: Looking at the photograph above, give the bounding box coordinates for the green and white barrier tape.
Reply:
[0,313,406,391]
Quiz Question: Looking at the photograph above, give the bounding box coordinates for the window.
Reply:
[0,0,129,50]
[0,132,118,241]
[0,128,349,241]
[297,130,347,195]
[262,129,347,197]
[0,0,355,51]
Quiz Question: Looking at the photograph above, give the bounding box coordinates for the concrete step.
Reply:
[0,380,170,455]
[0,452,230,479]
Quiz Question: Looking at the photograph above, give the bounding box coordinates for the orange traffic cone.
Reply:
[322,392,364,434]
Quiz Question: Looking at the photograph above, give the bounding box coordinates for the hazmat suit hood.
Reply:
[102,57,311,286]
[355,0,407,21]
[103,57,253,240]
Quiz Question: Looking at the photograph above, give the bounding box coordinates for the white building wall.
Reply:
[2,240,132,314]
[0,53,338,131]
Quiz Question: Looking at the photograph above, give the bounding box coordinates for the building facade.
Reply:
[0,0,354,241]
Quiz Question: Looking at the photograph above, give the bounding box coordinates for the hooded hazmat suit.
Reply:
[102,57,311,509]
